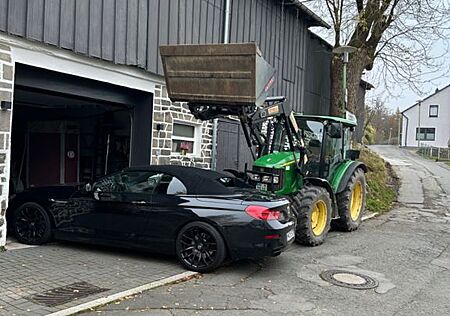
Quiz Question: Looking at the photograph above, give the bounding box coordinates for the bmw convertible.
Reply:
[7,165,296,272]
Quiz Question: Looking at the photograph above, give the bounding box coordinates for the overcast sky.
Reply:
[364,36,450,112]
[306,3,450,113]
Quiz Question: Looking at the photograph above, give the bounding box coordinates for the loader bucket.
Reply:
[159,43,275,108]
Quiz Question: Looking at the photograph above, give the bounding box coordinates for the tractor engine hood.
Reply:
[253,152,300,169]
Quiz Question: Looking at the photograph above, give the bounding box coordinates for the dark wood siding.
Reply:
[0,0,329,113]
[0,0,225,75]
[303,31,332,115]
[229,0,309,112]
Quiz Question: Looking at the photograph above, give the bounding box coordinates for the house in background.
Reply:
[401,84,450,148]
[0,0,333,247]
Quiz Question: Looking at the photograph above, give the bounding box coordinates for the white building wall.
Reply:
[401,86,450,147]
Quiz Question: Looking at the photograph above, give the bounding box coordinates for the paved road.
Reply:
[88,146,450,316]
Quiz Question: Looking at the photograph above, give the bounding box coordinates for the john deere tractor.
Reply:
[160,43,367,246]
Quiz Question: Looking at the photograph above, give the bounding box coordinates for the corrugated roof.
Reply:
[282,0,331,29]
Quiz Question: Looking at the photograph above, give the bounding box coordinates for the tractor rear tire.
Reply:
[291,185,332,246]
[334,168,366,231]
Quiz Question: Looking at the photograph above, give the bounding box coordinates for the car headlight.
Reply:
[262,175,272,183]
[250,174,261,181]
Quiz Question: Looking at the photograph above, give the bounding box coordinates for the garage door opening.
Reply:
[10,64,153,194]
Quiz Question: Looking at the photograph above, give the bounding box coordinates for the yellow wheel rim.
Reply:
[350,181,363,220]
[311,200,327,236]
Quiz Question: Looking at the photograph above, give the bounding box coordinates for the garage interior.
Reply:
[10,64,153,193]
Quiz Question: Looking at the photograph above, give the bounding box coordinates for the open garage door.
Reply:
[10,64,153,192]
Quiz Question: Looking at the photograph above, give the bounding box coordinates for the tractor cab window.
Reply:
[323,123,343,178]
[298,120,324,176]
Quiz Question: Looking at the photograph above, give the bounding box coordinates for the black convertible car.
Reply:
[7,165,295,272]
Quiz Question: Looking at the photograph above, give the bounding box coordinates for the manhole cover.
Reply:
[320,270,378,290]
[28,282,109,307]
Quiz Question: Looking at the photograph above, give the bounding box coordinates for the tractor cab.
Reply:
[295,115,358,181]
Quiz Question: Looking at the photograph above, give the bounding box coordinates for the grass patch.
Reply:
[0,246,5,252]
[358,146,398,214]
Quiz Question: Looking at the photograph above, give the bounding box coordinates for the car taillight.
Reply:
[245,205,281,221]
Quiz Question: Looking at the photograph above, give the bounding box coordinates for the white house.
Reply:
[401,84,450,148]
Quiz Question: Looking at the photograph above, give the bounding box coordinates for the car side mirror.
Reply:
[84,183,92,192]
[327,122,342,138]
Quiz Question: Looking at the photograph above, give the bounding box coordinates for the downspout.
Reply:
[402,112,409,147]
[211,0,231,170]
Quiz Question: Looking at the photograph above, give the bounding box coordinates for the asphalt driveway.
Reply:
[86,146,450,315]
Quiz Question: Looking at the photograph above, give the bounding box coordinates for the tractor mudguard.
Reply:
[303,177,334,201]
[335,161,367,194]
[303,177,337,218]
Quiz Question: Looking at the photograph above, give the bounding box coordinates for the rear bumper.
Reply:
[223,219,296,260]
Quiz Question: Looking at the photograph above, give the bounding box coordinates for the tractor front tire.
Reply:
[292,185,332,246]
[334,168,366,231]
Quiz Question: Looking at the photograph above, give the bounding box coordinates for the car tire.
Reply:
[291,185,332,246]
[176,221,226,273]
[334,168,366,231]
[13,202,52,245]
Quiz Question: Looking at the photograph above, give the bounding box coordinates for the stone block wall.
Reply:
[0,42,13,247]
[152,84,213,169]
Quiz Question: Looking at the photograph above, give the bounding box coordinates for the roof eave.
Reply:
[286,0,331,29]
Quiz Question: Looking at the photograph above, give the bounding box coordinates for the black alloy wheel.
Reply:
[13,202,52,245]
[176,221,226,273]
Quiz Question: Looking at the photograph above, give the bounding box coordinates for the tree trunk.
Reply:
[330,56,344,117]
[346,53,367,113]
[347,52,369,143]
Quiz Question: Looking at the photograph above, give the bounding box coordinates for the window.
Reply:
[416,127,435,141]
[93,171,187,195]
[172,122,199,155]
[93,171,159,193]
[429,105,439,117]
[154,174,187,195]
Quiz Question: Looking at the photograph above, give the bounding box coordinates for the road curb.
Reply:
[362,213,378,221]
[46,271,199,316]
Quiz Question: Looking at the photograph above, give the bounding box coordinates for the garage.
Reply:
[9,64,153,193]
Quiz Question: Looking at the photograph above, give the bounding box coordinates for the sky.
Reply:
[305,2,450,113]
[364,37,450,112]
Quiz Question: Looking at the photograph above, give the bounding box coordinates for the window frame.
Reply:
[415,127,436,141]
[429,105,439,118]
[171,120,201,157]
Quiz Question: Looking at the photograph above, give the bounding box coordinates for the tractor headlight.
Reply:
[273,176,280,184]
[262,175,272,183]
[249,174,261,182]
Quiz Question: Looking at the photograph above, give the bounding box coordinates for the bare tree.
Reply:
[307,0,450,117]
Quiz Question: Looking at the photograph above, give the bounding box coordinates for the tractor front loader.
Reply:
[160,43,367,246]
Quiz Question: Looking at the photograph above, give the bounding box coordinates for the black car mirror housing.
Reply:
[85,183,93,192]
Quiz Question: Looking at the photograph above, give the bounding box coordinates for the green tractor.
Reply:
[160,43,367,246]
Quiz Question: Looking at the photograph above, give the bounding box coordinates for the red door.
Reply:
[28,133,79,187]
[29,133,60,187]
[64,134,78,184]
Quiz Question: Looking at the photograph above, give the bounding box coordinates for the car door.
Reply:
[142,173,192,250]
[63,171,154,242]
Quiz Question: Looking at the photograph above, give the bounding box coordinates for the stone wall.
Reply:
[0,42,13,247]
[152,84,213,169]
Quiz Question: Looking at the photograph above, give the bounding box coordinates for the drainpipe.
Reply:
[417,101,421,148]
[402,112,409,147]
[211,0,231,170]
